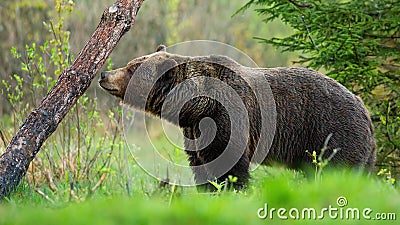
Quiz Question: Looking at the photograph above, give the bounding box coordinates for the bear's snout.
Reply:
[98,68,131,100]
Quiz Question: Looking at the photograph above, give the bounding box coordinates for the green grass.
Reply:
[1,115,398,225]
[1,105,398,225]
[1,168,399,225]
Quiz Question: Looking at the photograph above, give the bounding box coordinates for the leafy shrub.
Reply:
[238,0,400,174]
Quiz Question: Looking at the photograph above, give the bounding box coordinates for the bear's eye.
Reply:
[127,64,139,77]
[126,67,133,76]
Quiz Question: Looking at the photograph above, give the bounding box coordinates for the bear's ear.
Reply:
[156,44,167,52]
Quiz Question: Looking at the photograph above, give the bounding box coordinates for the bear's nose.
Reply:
[100,71,108,80]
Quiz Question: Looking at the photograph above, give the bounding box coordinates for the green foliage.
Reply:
[46,0,74,76]
[1,169,399,225]
[239,0,400,172]
[209,175,239,193]
[377,168,396,185]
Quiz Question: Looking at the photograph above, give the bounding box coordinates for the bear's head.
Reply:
[99,45,179,100]
[99,45,198,122]
[99,45,243,126]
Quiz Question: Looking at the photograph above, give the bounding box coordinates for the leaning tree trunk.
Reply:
[0,0,145,199]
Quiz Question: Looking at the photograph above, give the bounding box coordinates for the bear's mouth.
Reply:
[99,82,119,93]
[102,86,118,92]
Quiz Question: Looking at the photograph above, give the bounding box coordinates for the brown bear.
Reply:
[99,45,376,190]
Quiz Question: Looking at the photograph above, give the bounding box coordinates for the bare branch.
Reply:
[34,188,55,204]
[0,130,7,148]
[44,170,57,192]
[90,173,107,194]
[69,182,79,202]
[0,0,145,199]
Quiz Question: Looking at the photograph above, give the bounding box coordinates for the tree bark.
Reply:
[0,0,145,199]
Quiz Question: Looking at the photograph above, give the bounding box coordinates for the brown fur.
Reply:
[99,46,376,190]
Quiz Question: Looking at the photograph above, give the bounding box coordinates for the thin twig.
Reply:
[91,173,107,193]
[0,129,7,148]
[318,133,333,163]
[288,0,312,8]
[301,16,319,51]
[69,182,79,202]
[96,125,119,177]
[44,170,58,192]
[34,188,55,204]
[364,34,400,39]
[168,185,177,206]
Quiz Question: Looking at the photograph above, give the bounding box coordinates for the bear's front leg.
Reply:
[216,154,250,190]
[183,126,250,192]
[192,153,250,192]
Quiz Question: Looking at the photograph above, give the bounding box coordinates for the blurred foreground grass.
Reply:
[0,168,399,225]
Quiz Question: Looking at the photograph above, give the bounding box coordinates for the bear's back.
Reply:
[257,67,375,168]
